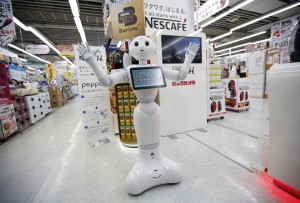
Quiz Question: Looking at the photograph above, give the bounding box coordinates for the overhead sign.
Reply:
[46,63,55,83]
[111,0,145,40]
[194,0,229,24]
[0,0,16,46]
[144,0,194,36]
[25,44,50,54]
[58,45,74,57]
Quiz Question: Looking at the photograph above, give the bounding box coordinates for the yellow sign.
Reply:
[111,0,145,40]
[46,63,55,82]
[58,45,75,57]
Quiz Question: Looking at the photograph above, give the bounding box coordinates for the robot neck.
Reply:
[139,59,147,66]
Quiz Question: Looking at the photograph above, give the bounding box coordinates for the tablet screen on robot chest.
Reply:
[130,66,166,90]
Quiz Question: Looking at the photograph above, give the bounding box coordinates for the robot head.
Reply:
[129,36,155,61]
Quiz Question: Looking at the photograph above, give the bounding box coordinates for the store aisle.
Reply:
[0,98,298,203]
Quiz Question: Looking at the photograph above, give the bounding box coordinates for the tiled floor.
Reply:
[0,98,298,203]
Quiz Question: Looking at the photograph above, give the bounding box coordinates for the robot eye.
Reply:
[134,42,139,46]
[145,41,149,46]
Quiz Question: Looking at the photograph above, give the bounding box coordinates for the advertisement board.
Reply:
[0,0,15,46]
[58,45,75,57]
[237,78,250,109]
[111,0,145,40]
[156,30,207,135]
[208,88,226,117]
[144,0,194,36]
[270,14,300,63]
[74,45,113,147]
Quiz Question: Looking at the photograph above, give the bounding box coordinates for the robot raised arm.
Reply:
[77,43,128,87]
[163,42,199,81]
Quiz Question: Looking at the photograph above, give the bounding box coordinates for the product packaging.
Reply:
[117,86,123,99]
[118,100,124,113]
[120,127,126,139]
[123,85,129,98]
[131,127,136,141]
[125,127,131,140]
[119,114,125,126]
[125,113,131,126]
[131,114,134,125]
[129,86,135,98]
[123,99,130,112]
[130,100,136,112]
[0,62,12,103]
[0,102,18,139]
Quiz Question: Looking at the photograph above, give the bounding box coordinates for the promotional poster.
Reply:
[111,0,145,40]
[223,79,237,109]
[0,0,16,46]
[208,88,226,117]
[237,78,250,109]
[145,0,194,36]
[74,45,113,147]
[156,31,207,135]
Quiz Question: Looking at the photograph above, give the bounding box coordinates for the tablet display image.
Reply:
[130,67,166,90]
[161,35,202,64]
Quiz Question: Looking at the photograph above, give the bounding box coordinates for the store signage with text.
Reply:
[58,45,74,57]
[111,0,145,40]
[194,0,229,24]
[144,0,194,36]
[25,44,50,54]
[0,0,16,46]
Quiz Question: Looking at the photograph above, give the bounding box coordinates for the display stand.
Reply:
[115,83,138,147]
[207,62,226,121]
[223,78,250,112]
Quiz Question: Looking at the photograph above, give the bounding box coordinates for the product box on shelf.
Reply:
[12,96,26,108]
[0,101,18,139]
[0,62,12,103]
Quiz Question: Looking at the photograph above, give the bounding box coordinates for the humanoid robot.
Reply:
[77,36,199,195]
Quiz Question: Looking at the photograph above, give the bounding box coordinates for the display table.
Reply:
[223,78,250,112]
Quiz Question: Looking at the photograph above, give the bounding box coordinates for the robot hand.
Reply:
[77,43,95,61]
[185,42,200,62]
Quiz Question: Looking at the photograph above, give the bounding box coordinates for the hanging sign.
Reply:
[58,45,74,57]
[46,63,55,83]
[25,44,50,54]
[144,0,194,36]
[111,0,145,40]
[0,0,15,46]
[194,0,229,24]
[74,45,113,147]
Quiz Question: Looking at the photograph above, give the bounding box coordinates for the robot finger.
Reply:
[86,43,91,53]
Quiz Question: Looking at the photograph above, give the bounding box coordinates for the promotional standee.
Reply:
[77,36,199,195]
[208,88,226,118]
[74,45,113,147]
[155,31,207,135]
[223,78,250,112]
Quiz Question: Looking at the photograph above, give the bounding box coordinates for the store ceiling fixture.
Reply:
[214,38,271,54]
[28,26,60,54]
[8,44,51,64]
[216,31,266,48]
[201,0,255,28]
[62,56,75,66]
[68,0,80,17]
[19,57,27,62]
[216,48,246,57]
[68,0,87,44]
[209,32,232,42]
[13,17,29,31]
[209,1,300,42]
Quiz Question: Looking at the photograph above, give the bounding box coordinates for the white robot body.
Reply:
[77,36,199,195]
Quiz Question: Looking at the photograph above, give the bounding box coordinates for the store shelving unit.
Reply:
[115,83,138,147]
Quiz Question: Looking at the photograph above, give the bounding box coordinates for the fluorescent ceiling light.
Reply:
[74,17,87,43]
[28,26,59,54]
[13,17,29,31]
[201,0,255,28]
[117,41,122,47]
[26,66,34,71]
[214,38,270,54]
[209,31,232,42]
[188,28,203,36]
[19,57,27,62]
[69,0,80,17]
[261,2,300,19]
[209,2,300,42]
[216,31,266,48]
[216,49,246,57]
[62,56,75,66]
[8,44,51,64]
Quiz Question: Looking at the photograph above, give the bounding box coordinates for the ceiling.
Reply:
[6,0,300,63]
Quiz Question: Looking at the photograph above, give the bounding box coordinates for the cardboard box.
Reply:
[48,86,61,94]
[51,100,63,108]
[0,101,18,139]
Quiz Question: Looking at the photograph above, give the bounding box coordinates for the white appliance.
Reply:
[267,62,300,196]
